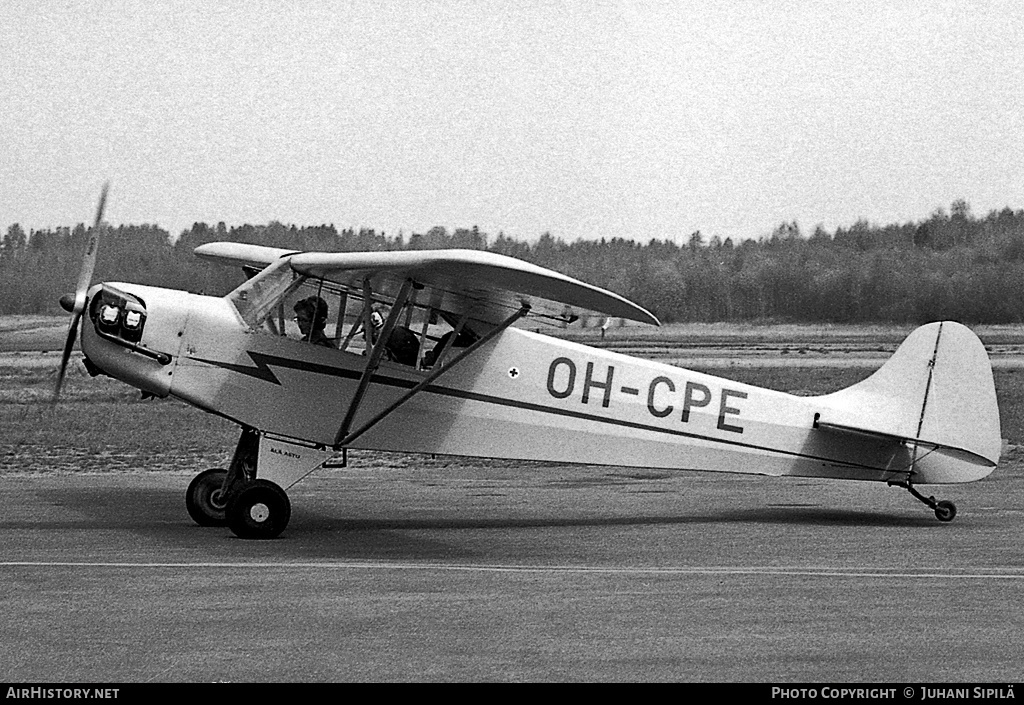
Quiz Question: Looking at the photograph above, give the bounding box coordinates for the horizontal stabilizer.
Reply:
[814,420,996,468]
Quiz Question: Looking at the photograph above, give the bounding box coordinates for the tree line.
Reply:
[3,199,1024,324]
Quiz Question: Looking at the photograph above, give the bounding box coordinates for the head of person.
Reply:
[294,296,329,336]
[370,309,386,329]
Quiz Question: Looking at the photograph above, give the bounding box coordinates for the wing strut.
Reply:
[431,311,470,369]
[334,303,531,449]
[335,278,415,443]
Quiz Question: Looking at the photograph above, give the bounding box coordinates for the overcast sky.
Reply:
[3,1,1022,244]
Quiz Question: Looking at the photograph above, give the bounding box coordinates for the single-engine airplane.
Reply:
[54,187,1002,538]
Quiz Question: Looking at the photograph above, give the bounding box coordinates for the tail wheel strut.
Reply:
[889,480,957,522]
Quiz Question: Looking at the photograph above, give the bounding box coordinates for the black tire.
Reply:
[185,468,229,526]
[934,500,957,522]
[226,480,291,539]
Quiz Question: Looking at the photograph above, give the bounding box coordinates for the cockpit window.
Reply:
[225,262,487,366]
[277,281,352,350]
[227,259,303,329]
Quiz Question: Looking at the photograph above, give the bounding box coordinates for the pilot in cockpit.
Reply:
[293,296,334,347]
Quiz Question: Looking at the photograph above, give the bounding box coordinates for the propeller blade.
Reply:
[70,182,109,317]
[53,313,81,403]
[53,183,109,404]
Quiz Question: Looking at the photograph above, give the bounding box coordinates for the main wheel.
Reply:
[226,480,291,539]
[934,500,957,522]
[185,468,229,526]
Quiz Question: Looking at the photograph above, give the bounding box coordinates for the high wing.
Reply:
[195,242,300,269]
[194,242,660,327]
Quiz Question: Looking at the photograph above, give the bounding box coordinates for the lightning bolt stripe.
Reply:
[192,351,364,386]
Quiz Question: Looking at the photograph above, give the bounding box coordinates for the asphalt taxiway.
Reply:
[2,459,1023,682]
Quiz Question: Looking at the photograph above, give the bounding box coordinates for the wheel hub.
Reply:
[249,502,270,523]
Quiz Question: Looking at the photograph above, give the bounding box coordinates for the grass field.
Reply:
[2,317,1022,474]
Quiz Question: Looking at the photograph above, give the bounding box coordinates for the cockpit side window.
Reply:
[420,311,480,368]
[227,264,486,364]
[263,279,348,350]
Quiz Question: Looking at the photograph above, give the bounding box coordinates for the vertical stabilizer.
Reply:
[816,322,1001,482]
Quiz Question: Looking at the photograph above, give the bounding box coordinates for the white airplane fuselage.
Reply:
[81,282,996,487]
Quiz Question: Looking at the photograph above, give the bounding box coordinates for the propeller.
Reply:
[53,182,109,403]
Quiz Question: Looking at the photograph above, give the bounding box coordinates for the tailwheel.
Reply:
[185,468,229,526]
[889,480,958,523]
[934,500,957,522]
[226,479,291,539]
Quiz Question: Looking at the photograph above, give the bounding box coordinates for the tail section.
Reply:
[816,322,1001,483]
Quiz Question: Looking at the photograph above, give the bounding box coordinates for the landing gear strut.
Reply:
[185,427,291,539]
[890,480,957,522]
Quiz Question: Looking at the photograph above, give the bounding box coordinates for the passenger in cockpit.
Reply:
[370,308,419,365]
[423,327,478,367]
[293,296,334,347]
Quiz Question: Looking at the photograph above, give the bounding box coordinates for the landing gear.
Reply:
[185,468,229,526]
[933,499,957,522]
[226,479,291,540]
[185,428,296,539]
[890,480,958,522]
